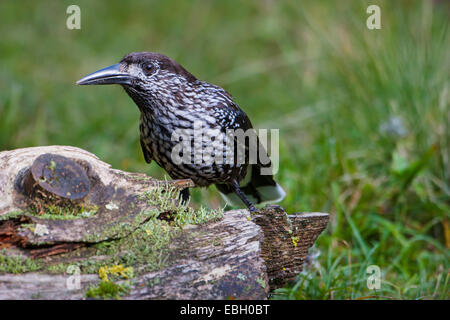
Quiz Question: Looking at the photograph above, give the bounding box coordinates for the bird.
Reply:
[77,52,285,212]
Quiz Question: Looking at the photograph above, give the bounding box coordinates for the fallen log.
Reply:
[0,146,328,299]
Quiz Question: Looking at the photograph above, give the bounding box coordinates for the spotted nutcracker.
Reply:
[77,52,285,212]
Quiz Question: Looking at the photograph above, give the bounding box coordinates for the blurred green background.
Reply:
[0,0,448,299]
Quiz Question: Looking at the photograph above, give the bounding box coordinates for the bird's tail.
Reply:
[216,164,286,207]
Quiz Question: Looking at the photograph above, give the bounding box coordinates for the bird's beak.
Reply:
[76,63,133,85]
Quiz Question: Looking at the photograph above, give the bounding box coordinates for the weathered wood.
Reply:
[126,209,268,299]
[253,207,329,288]
[0,146,328,299]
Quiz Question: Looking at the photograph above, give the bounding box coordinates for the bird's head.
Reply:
[77,52,197,108]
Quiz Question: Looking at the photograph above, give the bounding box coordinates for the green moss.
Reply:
[0,211,23,221]
[0,250,41,274]
[1,184,224,279]
[45,263,70,274]
[76,185,224,275]
[18,223,36,233]
[82,208,160,243]
[27,204,99,220]
[146,276,161,287]
[1,206,98,222]
[85,264,133,299]
[256,275,266,289]
[85,280,130,299]
[139,184,224,227]
[85,217,174,274]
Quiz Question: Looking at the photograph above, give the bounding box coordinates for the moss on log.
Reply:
[0,146,328,299]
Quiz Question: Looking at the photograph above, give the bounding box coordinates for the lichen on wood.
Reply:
[0,146,329,299]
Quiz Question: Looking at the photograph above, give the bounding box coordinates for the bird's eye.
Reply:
[142,63,155,75]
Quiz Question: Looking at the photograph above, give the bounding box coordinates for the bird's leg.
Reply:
[179,188,190,205]
[230,180,258,213]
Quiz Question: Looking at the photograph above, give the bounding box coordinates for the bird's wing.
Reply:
[215,103,285,206]
[140,136,153,164]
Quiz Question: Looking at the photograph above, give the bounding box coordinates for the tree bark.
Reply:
[0,146,328,299]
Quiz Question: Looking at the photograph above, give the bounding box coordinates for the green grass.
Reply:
[0,0,448,299]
